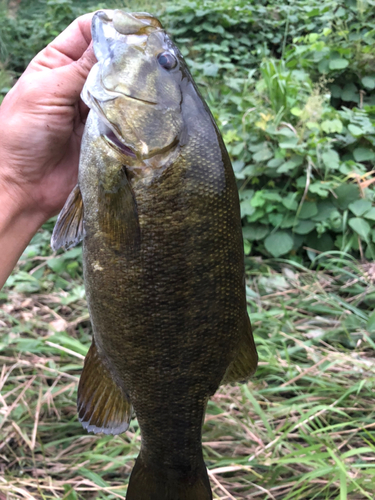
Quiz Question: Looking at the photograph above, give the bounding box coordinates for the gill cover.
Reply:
[81,10,185,158]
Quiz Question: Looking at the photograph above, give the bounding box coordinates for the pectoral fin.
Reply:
[222,314,258,384]
[98,167,140,254]
[51,184,84,251]
[77,340,132,435]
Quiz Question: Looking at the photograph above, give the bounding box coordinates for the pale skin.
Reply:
[0,13,97,289]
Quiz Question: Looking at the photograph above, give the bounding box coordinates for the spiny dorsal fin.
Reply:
[221,314,258,384]
[51,184,84,251]
[77,340,132,435]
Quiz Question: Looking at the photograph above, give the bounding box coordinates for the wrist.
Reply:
[0,180,46,289]
[0,176,47,228]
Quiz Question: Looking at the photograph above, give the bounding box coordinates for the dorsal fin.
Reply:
[77,340,132,435]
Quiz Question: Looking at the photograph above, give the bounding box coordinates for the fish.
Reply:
[51,9,258,500]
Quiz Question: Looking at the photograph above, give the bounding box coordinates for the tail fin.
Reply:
[126,453,212,500]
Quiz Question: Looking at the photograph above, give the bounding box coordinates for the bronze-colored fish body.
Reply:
[52,10,257,500]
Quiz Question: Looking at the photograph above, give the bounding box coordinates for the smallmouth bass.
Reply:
[52,10,258,500]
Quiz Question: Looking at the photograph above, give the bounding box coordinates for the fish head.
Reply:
[83,10,186,160]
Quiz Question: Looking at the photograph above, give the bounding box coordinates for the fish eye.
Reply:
[157,52,177,70]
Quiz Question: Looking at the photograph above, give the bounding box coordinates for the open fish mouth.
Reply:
[80,10,164,159]
[87,95,136,158]
[102,124,137,158]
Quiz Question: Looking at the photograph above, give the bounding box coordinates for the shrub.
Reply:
[1,0,375,262]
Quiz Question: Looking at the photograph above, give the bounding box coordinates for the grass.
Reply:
[1,234,375,499]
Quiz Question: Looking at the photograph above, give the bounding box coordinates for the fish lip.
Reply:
[90,96,137,158]
[114,92,157,106]
[103,132,137,158]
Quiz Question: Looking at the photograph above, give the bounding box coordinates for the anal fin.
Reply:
[51,184,84,251]
[77,340,132,435]
[222,314,258,384]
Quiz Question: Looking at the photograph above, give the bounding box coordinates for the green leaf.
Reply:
[278,136,299,149]
[367,311,375,332]
[291,107,302,116]
[240,199,256,217]
[267,157,284,168]
[306,232,334,252]
[322,149,340,170]
[203,62,219,77]
[348,199,372,217]
[78,468,109,488]
[294,220,316,235]
[282,194,298,211]
[341,83,358,102]
[312,202,336,222]
[318,59,329,74]
[277,155,304,173]
[309,182,331,197]
[361,76,375,90]
[299,202,318,220]
[47,258,65,274]
[253,145,273,162]
[330,84,342,98]
[243,224,270,241]
[243,239,251,255]
[348,124,363,136]
[264,231,294,257]
[281,214,296,228]
[364,207,375,221]
[321,119,343,134]
[268,212,283,226]
[262,191,283,202]
[63,485,78,500]
[334,184,360,210]
[329,58,349,70]
[250,191,266,207]
[348,217,371,240]
[353,147,375,162]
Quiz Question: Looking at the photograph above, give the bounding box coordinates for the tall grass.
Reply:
[1,246,374,499]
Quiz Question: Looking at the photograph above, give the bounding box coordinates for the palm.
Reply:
[0,13,95,220]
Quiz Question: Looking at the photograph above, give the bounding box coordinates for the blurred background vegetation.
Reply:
[1,0,375,499]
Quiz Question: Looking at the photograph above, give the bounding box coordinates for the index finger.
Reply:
[27,13,94,73]
[50,13,93,62]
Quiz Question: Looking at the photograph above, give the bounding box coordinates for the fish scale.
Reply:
[51,9,257,500]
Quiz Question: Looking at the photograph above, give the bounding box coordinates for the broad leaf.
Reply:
[264,231,294,257]
[348,217,371,240]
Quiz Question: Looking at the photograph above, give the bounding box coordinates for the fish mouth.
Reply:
[102,125,137,158]
[90,97,137,158]
[116,93,157,106]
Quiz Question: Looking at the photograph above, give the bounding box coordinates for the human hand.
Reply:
[0,13,96,289]
[0,13,96,222]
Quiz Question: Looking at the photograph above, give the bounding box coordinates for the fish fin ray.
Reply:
[127,453,212,500]
[51,184,84,251]
[98,167,140,254]
[221,314,258,384]
[77,340,132,435]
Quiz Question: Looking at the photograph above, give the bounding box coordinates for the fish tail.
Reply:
[126,453,212,500]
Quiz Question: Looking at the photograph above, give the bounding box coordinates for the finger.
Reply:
[27,13,94,73]
[59,43,97,105]
[12,44,97,111]
[47,44,97,106]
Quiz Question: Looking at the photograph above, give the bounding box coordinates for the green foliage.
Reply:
[1,2,375,498]
[1,0,375,263]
